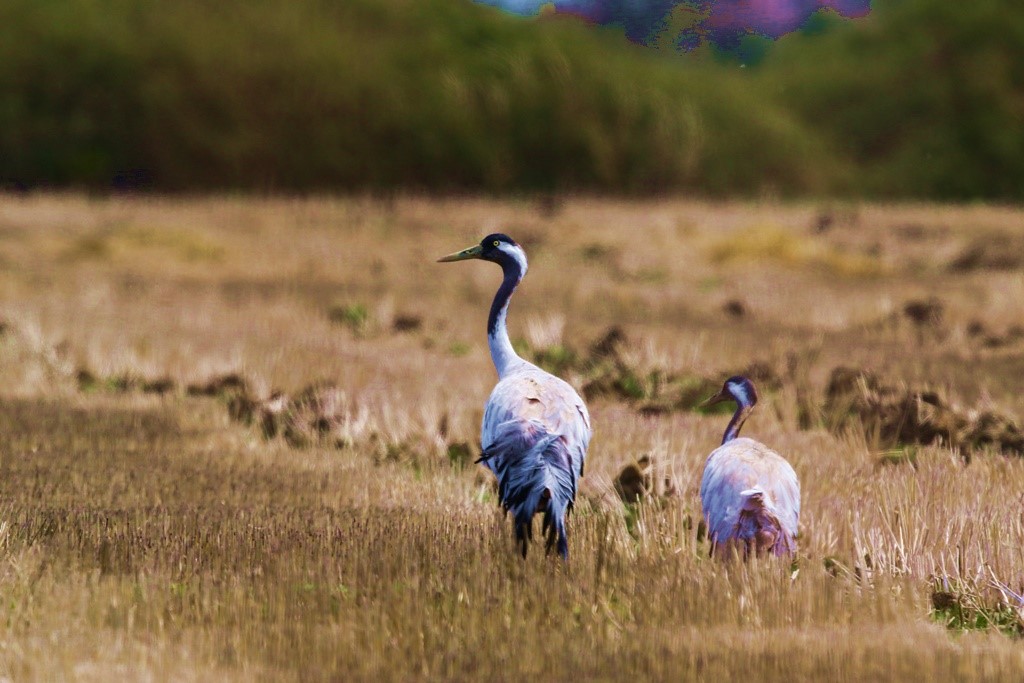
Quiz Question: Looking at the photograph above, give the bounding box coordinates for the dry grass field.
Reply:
[0,194,1022,681]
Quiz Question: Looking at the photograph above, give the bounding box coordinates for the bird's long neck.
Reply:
[722,404,752,445]
[488,260,525,379]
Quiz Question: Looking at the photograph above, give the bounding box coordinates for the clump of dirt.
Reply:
[813,211,835,234]
[722,299,747,318]
[186,373,250,398]
[902,297,944,328]
[281,382,348,448]
[327,303,371,334]
[257,392,291,438]
[224,390,288,437]
[930,576,1024,637]
[225,392,255,422]
[75,368,178,395]
[811,206,859,234]
[445,441,476,468]
[614,458,649,503]
[930,589,958,611]
[520,325,780,415]
[75,368,99,392]
[392,314,423,333]
[948,234,1024,272]
[895,297,950,343]
[740,360,784,392]
[191,376,293,441]
[217,379,471,467]
[588,325,627,360]
[823,366,1024,456]
[966,410,1024,455]
[965,320,1024,349]
[371,437,436,468]
[613,455,676,504]
[107,374,142,393]
[219,380,386,453]
[140,377,176,394]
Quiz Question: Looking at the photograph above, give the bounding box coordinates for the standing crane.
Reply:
[699,376,800,557]
[439,234,591,559]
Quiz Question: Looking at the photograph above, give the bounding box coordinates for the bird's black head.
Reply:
[475,235,524,266]
[437,233,527,275]
[703,375,759,409]
[479,233,518,261]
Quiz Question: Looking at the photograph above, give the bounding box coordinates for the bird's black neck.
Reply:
[487,259,524,378]
[487,267,521,335]
[722,405,752,445]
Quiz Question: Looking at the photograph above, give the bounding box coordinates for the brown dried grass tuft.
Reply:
[613,455,678,504]
[824,366,1024,457]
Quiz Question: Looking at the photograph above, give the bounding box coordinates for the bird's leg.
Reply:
[516,519,533,559]
[534,488,551,515]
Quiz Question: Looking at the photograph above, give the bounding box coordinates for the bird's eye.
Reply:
[493,240,500,247]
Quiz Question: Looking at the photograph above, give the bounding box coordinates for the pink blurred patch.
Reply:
[703,0,871,37]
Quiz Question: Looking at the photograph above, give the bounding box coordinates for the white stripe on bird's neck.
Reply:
[729,381,750,407]
[488,244,528,379]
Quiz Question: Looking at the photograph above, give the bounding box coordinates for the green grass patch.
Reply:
[328,303,370,333]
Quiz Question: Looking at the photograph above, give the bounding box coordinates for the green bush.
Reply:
[1,0,1020,199]
[0,0,832,194]
[757,0,1024,200]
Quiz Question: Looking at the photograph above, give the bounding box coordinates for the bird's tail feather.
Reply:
[492,432,577,560]
[737,487,796,557]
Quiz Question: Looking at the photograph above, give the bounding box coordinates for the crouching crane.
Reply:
[700,376,800,558]
[439,234,591,559]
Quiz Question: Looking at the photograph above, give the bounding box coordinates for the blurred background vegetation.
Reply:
[0,0,1020,199]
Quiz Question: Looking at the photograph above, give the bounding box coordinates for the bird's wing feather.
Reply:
[479,366,590,560]
[700,438,800,544]
[736,488,796,556]
[482,367,591,477]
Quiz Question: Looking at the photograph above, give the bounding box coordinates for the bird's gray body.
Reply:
[700,436,800,557]
[480,359,591,557]
[481,360,591,482]
[441,234,591,558]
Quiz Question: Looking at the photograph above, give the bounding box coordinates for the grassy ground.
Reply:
[0,194,1022,680]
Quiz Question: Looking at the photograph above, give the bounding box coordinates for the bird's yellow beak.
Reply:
[700,388,730,408]
[437,244,483,263]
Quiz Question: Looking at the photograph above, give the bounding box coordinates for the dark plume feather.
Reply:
[486,432,576,560]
